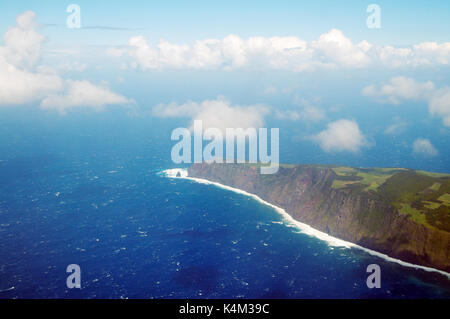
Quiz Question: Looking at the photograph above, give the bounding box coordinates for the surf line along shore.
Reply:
[162,168,450,280]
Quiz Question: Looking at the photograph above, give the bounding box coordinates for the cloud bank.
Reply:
[0,11,132,111]
[363,76,450,127]
[41,80,132,112]
[152,97,269,132]
[112,29,450,72]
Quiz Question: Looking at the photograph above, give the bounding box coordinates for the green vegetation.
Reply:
[231,162,450,231]
[330,166,403,192]
[191,162,450,271]
[331,166,358,176]
[397,203,430,228]
[356,171,393,192]
[438,193,450,206]
[416,170,450,178]
[429,182,441,191]
[423,201,441,209]
[377,171,450,231]
[331,179,359,189]
[422,193,450,210]
[309,165,449,231]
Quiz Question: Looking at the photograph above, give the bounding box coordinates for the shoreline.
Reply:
[162,168,450,280]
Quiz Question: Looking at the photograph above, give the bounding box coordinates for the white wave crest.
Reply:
[161,168,188,178]
[160,168,450,279]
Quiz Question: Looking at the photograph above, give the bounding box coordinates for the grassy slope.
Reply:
[316,165,450,232]
[244,163,450,232]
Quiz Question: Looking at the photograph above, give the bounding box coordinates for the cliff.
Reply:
[188,163,450,273]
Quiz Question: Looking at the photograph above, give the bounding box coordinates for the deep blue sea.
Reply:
[0,109,449,299]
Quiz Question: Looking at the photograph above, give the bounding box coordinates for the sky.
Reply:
[1,0,450,45]
[0,1,449,171]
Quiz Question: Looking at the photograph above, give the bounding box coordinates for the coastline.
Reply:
[162,168,450,280]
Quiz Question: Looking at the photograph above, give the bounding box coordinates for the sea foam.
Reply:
[161,168,450,279]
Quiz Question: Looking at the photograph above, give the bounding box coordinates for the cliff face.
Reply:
[188,163,450,273]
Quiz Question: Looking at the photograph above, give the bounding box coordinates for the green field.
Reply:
[438,193,450,206]
[330,166,404,192]
[397,203,431,228]
[325,165,449,231]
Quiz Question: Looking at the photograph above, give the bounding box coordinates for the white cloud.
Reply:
[376,42,450,67]
[313,119,367,153]
[40,80,133,112]
[428,88,450,127]
[0,11,131,112]
[152,97,269,132]
[300,106,325,121]
[413,138,438,156]
[412,42,450,65]
[377,46,414,68]
[362,76,435,104]
[275,109,301,121]
[0,11,62,105]
[275,98,325,122]
[275,106,324,122]
[1,11,44,69]
[363,76,450,126]
[56,61,87,72]
[152,100,202,118]
[264,85,278,95]
[114,30,450,72]
[384,121,407,135]
[311,29,371,68]
[192,100,268,132]
[0,55,63,105]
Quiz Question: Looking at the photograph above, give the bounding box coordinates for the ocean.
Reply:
[0,109,449,298]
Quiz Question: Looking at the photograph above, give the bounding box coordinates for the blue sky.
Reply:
[1,0,450,46]
[0,1,449,171]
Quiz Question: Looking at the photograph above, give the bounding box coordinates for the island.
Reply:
[188,163,450,273]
